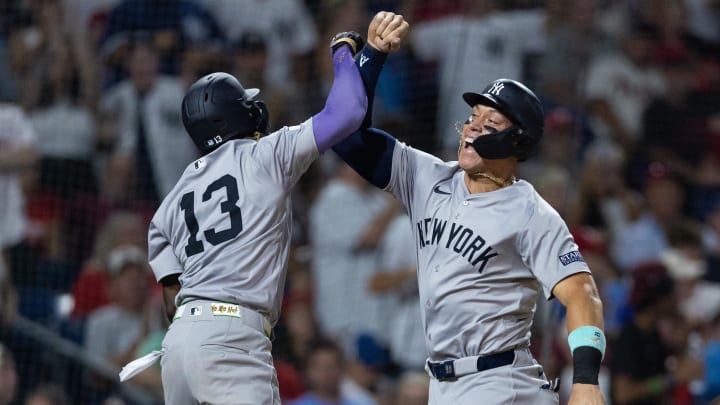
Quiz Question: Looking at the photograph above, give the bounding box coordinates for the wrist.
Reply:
[568,326,606,385]
[359,44,389,63]
[572,346,602,385]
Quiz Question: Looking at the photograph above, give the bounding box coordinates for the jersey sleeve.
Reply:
[385,141,448,217]
[147,218,183,282]
[251,118,319,190]
[520,198,590,299]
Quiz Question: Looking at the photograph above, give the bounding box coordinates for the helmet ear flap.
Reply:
[252,100,269,137]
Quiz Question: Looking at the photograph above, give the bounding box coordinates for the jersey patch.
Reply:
[193,158,207,170]
[559,250,584,266]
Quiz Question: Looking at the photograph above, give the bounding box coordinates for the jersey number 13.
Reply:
[180,174,243,257]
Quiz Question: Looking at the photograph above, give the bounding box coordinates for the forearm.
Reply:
[564,281,604,332]
[333,127,396,188]
[0,145,37,172]
[554,273,605,389]
[160,275,180,323]
[312,45,367,153]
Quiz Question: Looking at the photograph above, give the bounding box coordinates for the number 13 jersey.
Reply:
[148,119,319,326]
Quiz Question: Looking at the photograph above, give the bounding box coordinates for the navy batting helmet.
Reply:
[181,72,269,152]
[462,78,543,161]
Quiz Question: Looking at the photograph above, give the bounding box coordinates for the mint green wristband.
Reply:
[568,326,606,360]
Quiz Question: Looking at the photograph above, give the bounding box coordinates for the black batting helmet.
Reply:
[462,78,543,161]
[181,72,269,152]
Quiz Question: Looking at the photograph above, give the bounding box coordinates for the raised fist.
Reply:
[330,31,365,56]
[367,11,409,53]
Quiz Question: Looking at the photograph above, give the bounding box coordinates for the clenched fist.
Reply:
[367,11,409,53]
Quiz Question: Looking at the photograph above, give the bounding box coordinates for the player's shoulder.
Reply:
[514,179,566,223]
[396,141,458,175]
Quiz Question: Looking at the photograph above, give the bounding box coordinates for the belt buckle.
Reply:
[429,360,456,381]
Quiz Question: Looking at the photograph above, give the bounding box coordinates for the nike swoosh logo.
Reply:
[433,185,451,195]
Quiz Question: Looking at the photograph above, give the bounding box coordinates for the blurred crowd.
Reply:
[0,0,719,404]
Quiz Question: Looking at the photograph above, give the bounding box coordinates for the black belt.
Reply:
[427,350,515,381]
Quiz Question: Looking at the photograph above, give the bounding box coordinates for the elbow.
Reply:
[325,96,367,137]
[345,93,367,134]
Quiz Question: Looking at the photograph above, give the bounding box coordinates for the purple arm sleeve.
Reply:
[312,45,368,153]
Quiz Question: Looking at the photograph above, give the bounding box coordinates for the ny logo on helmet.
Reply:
[488,82,504,96]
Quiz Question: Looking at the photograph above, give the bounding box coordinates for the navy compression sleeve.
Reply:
[355,45,387,129]
[332,43,396,189]
[333,127,395,189]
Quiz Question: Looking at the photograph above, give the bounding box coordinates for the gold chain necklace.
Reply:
[472,172,516,188]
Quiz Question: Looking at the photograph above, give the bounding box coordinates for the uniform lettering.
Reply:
[424,218,432,245]
[416,222,426,248]
[452,228,473,253]
[472,247,499,272]
[463,235,487,259]
[445,223,464,249]
[430,219,447,245]
[416,218,499,272]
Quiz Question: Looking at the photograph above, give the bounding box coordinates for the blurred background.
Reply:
[0,0,719,404]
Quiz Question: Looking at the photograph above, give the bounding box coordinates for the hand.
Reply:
[367,11,409,53]
[568,384,606,405]
[329,31,364,56]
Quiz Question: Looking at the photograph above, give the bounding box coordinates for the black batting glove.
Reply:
[329,31,365,57]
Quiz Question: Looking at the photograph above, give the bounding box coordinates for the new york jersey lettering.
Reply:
[416,218,498,272]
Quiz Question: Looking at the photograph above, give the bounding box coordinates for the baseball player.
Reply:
[332,27,606,405]
[118,12,410,405]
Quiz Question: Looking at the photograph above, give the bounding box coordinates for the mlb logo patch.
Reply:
[559,251,584,266]
[190,306,202,316]
[193,158,206,170]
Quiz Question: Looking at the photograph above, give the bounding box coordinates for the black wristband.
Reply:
[572,346,602,385]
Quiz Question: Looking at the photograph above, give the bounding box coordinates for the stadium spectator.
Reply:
[25,36,98,198]
[392,370,430,405]
[569,142,641,246]
[611,262,703,405]
[83,245,162,401]
[309,160,397,358]
[0,103,37,313]
[611,162,687,272]
[201,0,318,95]
[99,0,225,84]
[290,338,368,405]
[369,211,426,371]
[70,211,147,320]
[539,0,607,110]
[662,220,720,327]
[410,1,546,156]
[228,32,293,132]
[0,343,18,405]
[100,36,197,205]
[23,383,70,405]
[582,22,667,154]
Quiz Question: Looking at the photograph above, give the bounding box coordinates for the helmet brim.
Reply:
[245,88,260,100]
[462,92,518,125]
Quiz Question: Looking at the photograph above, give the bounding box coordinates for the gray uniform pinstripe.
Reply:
[148,119,318,405]
[387,142,590,404]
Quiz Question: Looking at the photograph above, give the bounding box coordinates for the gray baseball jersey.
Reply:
[386,142,590,361]
[148,118,318,326]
